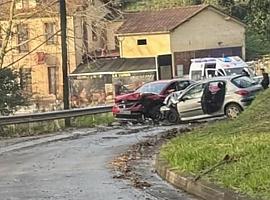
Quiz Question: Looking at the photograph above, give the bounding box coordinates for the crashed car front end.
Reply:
[113,92,164,121]
[160,91,183,123]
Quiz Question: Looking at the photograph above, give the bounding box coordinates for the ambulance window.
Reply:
[206,69,216,78]
[218,69,225,76]
[204,64,216,77]
[191,70,202,81]
[205,64,216,69]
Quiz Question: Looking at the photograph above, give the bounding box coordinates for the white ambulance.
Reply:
[189,56,254,81]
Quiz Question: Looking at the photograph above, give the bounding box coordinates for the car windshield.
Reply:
[224,68,246,75]
[136,82,168,94]
[231,76,256,88]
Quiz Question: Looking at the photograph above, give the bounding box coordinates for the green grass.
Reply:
[72,113,115,128]
[160,89,270,200]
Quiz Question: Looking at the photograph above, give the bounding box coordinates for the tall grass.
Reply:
[161,89,270,199]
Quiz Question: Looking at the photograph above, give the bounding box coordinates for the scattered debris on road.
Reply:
[111,125,193,190]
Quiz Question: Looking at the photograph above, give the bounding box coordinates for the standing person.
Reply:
[260,68,269,89]
[114,80,123,96]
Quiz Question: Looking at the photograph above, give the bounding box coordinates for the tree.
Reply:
[247,0,270,40]
[0,0,16,69]
[0,67,27,115]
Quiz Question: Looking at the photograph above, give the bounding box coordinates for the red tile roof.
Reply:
[117,4,209,34]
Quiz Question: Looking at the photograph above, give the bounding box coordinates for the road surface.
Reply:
[0,126,197,200]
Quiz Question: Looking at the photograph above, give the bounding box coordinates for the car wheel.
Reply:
[166,108,180,124]
[149,105,162,122]
[225,104,242,119]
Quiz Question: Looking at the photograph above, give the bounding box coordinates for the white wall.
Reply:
[170,8,245,59]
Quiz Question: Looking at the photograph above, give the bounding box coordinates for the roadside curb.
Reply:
[155,156,253,200]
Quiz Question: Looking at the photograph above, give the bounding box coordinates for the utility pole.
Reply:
[59,0,71,126]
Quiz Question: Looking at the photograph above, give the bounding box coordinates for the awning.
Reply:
[70,57,156,77]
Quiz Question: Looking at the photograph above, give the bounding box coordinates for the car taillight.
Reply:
[235,90,249,96]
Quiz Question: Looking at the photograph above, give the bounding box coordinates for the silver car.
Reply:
[161,75,263,123]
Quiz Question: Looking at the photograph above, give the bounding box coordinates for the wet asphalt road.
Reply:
[0,126,197,200]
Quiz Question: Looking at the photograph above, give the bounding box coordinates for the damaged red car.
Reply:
[112,79,194,122]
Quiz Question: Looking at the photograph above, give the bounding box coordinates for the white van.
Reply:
[189,56,254,81]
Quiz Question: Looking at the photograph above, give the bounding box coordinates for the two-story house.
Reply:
[116,5,246,79]
[0,0,120,105]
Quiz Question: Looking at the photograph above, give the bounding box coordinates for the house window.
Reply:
[16,0,37,9]
[91,22,98,41]
[176,65,184,77]
[48,66,57,95]
[137,39,147,45]
[16,0,29,9]
[17,24,29,53]
[90,0,95,5]
[114,36,119,50]
[45,23,57,45]
[22,0,29,9]
[19,68,32,95]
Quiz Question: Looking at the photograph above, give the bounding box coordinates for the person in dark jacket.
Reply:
[260,68,269,89]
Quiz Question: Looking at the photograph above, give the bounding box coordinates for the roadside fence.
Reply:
[0,106,113,126]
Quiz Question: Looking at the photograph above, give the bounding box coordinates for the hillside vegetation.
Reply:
[160,89,270,200]
[123,0,238,11]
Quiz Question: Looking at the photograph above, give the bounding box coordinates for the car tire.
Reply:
[166,108,180,124]
[225,103,242,119]
[149,105,162,122]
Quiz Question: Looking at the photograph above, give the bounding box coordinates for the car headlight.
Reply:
[160,106,170,112]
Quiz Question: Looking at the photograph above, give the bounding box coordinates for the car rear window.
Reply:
[231,76,255,88]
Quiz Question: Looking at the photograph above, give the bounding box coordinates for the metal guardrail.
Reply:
[0,105,113,126]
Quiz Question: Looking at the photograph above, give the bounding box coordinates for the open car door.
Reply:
[201,81,226,114]
[177,83,205,118]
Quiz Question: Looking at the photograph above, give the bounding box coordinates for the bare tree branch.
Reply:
[4,30,61,68]
[4,34,50,54]
[1,0,122,70]
[0,0,15,68]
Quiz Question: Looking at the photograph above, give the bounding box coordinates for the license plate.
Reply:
[120,110,131,115]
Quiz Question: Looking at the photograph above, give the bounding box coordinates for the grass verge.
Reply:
[160,89,270,200]
[72,113,115,128]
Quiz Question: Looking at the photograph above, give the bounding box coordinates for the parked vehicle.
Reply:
[112,79,194,122]
[161,75,262,123]
[189,56,255,81]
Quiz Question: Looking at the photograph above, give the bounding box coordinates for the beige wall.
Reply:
[170,8,245,59]
[118,33,171,58]
[1,16,77,100]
